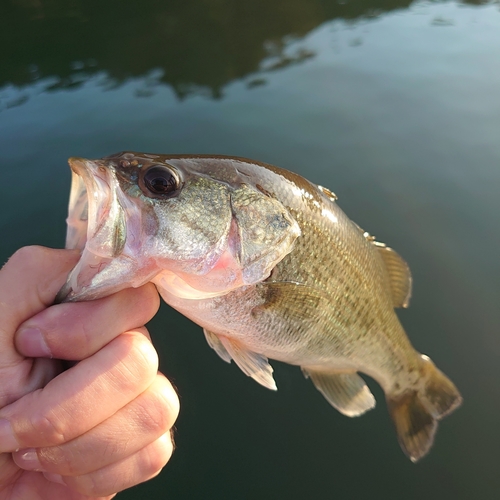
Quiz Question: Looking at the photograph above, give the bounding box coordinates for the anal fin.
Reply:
[302,369,376,417]
[218,336,277,391]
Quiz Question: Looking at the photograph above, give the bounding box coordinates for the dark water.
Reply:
[1,0,499,498]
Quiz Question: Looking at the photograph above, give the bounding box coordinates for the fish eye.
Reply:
[142,165,180,197]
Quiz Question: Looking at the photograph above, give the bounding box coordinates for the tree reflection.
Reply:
[0,0,491,104]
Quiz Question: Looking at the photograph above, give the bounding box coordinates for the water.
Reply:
[1,0,499,498]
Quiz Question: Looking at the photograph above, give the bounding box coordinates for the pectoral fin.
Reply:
[216,336,277,391]
[253,281,328,322]
[302,369,376,417]
[203,329,231,363]
[373,241,412,308]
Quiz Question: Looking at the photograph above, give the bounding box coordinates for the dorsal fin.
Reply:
[372,241,412,308]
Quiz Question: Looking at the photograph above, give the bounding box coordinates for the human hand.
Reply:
[0,246,179,500]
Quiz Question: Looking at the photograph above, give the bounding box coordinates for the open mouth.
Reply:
[58,155,166,303]
[66,157,113,253]
[57,157,128,302]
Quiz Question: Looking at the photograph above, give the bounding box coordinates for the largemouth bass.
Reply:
[57,151,462,461]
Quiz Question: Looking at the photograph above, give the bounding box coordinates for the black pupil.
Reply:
[144,166,177,195]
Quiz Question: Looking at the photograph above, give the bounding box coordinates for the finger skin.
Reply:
[16,284,160,360]
[2,467,117,500]
[60,433,174,498]
[13,373,180,476]
[0,247,80,353]
[0,329,159,452]
[0,246,176,499]
[0,247,80,409]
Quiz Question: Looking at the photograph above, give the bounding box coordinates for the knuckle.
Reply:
[6,246,42,270]
[29,411,67,445]
[124,333,159,379]
[157,379,180,428]
[76,309,95,347]
[66,467,122,498]
[109,334,158,395]
[138,381,180,435]
[65,473,102,497]
[12,245,43,260]
[144,434,174,476]
[65,435,174,497]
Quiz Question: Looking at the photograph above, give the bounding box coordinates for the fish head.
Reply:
[58,152,301,302]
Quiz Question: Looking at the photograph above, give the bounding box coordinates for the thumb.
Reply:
[0,246,80,363]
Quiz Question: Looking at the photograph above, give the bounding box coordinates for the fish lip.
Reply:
[66,157,113,252]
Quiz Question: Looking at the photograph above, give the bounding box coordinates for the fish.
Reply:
[57,151,462,462]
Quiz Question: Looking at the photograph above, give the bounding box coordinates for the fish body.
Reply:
[59,151,462,461]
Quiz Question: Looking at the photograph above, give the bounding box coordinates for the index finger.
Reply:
[15,283,160,360]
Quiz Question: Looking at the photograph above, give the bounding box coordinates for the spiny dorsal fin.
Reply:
[372,241,412,308]
[318,185,338,202]
[302,369,376,417]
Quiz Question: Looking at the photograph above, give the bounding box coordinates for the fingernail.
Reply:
[43,472,66,485]
[16,327,52,358]
[13,448,43,471]
[0,419,20,452]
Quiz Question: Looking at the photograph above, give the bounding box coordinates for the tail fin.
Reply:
[387,355,462,462]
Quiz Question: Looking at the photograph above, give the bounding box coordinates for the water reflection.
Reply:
[0,0,493,107]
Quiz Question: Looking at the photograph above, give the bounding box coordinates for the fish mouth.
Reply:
[56,157,128,302]
[66,157,114,252]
